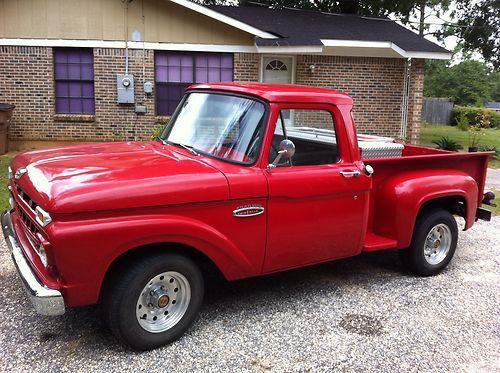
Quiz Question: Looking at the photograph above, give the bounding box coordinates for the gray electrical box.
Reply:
[144,81,154,94]
[117,74,135,104]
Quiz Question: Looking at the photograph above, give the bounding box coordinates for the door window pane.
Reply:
[269,109,339,166]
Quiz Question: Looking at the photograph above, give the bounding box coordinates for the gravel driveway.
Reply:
[0,218,499,372]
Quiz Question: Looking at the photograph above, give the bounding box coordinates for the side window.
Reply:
[268,109,340,166]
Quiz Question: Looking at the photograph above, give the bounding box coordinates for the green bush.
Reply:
[150,119,169,140]
[452,106,500,129]
[456,111,469,131]
[490,111,500,128]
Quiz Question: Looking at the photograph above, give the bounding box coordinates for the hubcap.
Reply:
[136,271,191,333]
[423,223,452,265]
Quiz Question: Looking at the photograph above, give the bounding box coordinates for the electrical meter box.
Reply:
[117,74,135,104]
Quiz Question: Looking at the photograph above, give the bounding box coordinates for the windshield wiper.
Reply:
[157,137,199,156]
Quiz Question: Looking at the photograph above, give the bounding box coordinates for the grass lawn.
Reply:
[419,124,500,168]
[0,156,11,211]
[487,189,500,216]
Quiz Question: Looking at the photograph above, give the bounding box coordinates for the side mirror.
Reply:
[268,139,296,170]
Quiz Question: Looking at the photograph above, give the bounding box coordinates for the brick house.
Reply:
[0,0,450,149]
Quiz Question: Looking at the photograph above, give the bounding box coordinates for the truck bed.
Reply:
[363,144,492,250]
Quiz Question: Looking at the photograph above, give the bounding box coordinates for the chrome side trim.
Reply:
[232,205,265,218]
[1,210,65,316]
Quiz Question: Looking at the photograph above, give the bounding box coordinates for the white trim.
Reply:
[168,0,276,39]
[321,39,451,60]
[0,38,258,52]
[402,51,451,60]
[256,46,324,54]
[0,38,452,59]
[259,55,296,83]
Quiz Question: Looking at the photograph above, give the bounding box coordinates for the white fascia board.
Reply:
[321,39,393,49]
[321,39,451,60]
[256,46,324,54]
[0,38,258,52]
[168,0,277,39]
[402,51,452,60]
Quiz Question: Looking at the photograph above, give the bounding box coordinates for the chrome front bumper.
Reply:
[1,210,65,316]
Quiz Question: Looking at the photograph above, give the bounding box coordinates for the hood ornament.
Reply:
[14,167,27,180]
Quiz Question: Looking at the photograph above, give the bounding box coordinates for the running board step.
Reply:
[362,233,398,252]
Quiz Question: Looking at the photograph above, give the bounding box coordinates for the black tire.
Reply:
[102,252,204,350]
[400,209,458,276]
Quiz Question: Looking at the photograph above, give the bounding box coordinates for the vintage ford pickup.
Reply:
[2,83,494,350]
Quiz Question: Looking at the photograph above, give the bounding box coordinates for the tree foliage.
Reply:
[424,59,498,105]
[451,0,500,69]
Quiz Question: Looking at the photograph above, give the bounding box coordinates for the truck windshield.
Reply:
[160,92,266,164]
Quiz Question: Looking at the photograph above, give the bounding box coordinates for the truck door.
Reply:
[263,104,371,273]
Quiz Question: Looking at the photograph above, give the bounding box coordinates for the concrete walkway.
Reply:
[486,168,500,190]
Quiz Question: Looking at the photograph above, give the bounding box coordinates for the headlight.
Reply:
[8,166,12,179]
[38,243,48,268]
[8,194,14,209]
[35,206,52,227]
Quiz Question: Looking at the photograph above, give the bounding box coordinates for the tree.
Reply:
[452,0,500,69]
[424,59,495,105]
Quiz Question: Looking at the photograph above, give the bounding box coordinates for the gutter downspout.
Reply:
[124,0,131,75]
[400,58,412,140]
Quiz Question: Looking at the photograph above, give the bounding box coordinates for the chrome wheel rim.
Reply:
[423,223,452,265]
[136,271,191,333]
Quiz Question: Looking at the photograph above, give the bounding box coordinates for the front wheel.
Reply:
[400,209,458,276]
[103,252,204,350]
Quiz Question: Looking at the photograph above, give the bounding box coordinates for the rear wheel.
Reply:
[103,252,204,350]
[400,209,458,276]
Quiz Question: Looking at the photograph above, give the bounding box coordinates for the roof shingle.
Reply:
[207,5,449,54]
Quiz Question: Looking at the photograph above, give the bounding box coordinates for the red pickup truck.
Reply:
[2,83,493,350]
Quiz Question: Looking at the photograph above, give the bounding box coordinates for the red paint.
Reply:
[7,82,492,307]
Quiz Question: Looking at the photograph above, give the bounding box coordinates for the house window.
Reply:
[155,52,233,116]
[265,60,288,71]
[54,48,95,114]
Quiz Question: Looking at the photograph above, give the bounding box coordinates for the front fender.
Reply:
[373,169,478,248]
[50,214,258,306]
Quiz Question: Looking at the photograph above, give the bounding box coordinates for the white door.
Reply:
[262,57,293,84]
[262,57,294,126]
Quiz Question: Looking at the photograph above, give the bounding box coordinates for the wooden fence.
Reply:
[422,97,453,125]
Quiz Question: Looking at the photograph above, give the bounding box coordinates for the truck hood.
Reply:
[11,141,229,214]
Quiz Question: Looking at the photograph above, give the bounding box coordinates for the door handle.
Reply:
[340,170,360,178]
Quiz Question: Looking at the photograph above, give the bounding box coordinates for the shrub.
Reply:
[150,121,168,140]
[456,111,469,131]
[452,106,500,129]
[432,136,463,151]
[490,111,500,128]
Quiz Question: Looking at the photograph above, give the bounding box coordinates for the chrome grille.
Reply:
[16,185,39,211]
[13,185,41,246]
[17,205,41,247]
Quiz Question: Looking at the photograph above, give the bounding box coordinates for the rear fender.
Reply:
[373,169,478,248]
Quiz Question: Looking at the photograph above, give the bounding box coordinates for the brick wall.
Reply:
[234,53,260,81]
[0,47,423,144]
[295,55,408,138]
[0,46,162,143]
[406,59,424,144]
